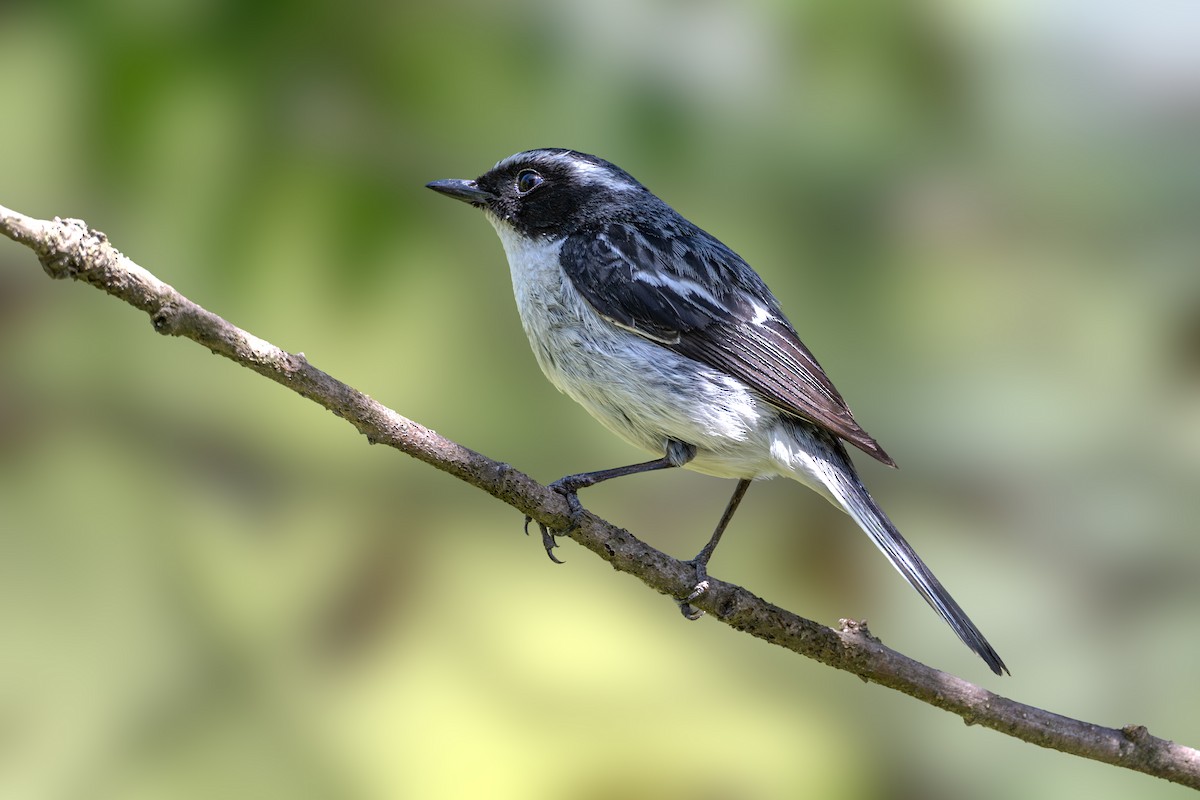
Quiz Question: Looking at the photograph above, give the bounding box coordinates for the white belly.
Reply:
[489,220,790,481]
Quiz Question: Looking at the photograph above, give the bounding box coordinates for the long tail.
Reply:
[804,439,1008,675]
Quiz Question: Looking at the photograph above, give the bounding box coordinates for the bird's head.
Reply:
[427,148,652,238]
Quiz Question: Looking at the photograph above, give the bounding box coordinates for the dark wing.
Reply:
[561,221,895,467]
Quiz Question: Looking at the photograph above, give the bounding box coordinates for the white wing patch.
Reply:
[748,299,771,325]
[596,231,723,309]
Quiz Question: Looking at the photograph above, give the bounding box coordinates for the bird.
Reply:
[427,148,1007,675]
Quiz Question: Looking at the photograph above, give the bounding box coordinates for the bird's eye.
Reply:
[515,169,544,195]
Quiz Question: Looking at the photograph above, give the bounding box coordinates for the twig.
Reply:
[2,205,1197,791]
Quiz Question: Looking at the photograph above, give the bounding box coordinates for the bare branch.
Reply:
[3,205,1198,791]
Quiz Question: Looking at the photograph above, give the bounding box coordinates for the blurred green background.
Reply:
[3,0,1200,798]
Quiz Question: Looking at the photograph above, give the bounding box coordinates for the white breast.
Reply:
[486,217,787,481]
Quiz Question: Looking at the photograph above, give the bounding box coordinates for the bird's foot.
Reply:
[522,476,589,564]
[547,475,588,524]
[522,516,565,564]
[678,560,712,620]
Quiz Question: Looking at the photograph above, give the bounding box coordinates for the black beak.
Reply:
[426,178,495,206]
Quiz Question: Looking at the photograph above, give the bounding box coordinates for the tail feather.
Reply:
[816,448,1008,675]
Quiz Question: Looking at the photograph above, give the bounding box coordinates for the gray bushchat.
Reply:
[428,148,1006,675]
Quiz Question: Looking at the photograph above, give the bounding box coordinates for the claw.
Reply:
[548,478,585,531]
[522,516,566,563]
[540,522,564,564]
[522,476,593,565]
[679,580,710,619]
[676,555,713,619]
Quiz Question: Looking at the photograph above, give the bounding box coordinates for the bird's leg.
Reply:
[526,439,695,562]
[679,478,752,619]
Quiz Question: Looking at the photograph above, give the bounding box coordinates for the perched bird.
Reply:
[428,148,1007,675]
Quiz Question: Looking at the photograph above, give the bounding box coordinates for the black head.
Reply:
[427,148,657,238]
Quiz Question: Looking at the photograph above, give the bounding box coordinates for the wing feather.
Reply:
[561,221,895,467]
